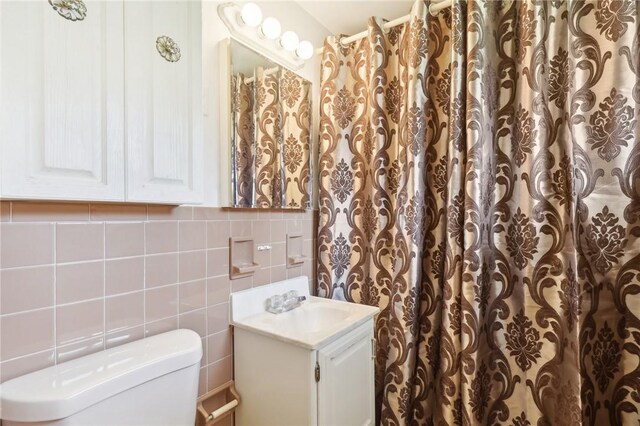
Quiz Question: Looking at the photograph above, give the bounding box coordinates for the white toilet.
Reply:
[0,329,202,425]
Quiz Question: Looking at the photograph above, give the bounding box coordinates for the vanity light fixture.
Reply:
[260,17,282,40]
[239,2,262,27]
[218,2,314,71]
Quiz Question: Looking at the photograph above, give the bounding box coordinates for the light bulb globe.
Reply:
[261,17,282,40]
[240,2,262,27]
[280,31,299,51]
[296,40,314,59]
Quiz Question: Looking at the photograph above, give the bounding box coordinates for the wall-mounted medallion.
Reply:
[156,36,181,63]
[49,0,87,22]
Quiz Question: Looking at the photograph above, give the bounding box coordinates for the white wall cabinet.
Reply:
[0,0,203,204]
[0,1,125,201]
[234,320,376,426]
[124,1,203,204]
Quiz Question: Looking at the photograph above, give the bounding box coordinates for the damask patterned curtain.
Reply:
[232,67,312,208]
[254,66,283,207]
[231,73,255,207]
[281,70,312,208]
[318,0,640,425]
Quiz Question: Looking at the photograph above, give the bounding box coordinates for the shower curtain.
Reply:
[317,0,640,424]
[281,69,312,208]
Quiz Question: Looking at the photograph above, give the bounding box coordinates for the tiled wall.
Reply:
[0,201,317,397]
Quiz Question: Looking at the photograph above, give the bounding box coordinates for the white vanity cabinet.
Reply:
[0,0,203,204]
[234,321,376,426]
[317,323,376,426]
[231,277,379,426]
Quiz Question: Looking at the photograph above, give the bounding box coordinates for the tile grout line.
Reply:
[52,221,57,365]
[102,221,106,352]
[1,347,53,365]
[0,204,4,381]
[0,276,230,320]
[175,220,180,335]
[204,213,209,392]
[143,218,147,339]
[0,255,151,271]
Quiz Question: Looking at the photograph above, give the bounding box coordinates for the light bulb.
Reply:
[280,31,299,51]
[296,40,314,59]
[260,17,281,40]
[240,2,262,27]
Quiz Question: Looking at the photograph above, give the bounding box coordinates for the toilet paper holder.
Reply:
[195,380,240,425]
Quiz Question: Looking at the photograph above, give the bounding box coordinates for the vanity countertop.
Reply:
[231,295,379,350]
[230,277,379,350]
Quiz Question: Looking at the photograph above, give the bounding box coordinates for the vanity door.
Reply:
[124,0,203,204]
[317,321,375,426]
[0,0,125,201]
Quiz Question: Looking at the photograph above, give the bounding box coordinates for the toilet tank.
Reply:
[0,329,202,426]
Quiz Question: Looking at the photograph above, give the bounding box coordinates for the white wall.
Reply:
[202,1,331,206]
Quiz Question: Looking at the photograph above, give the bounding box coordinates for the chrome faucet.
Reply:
[266,290,306,314]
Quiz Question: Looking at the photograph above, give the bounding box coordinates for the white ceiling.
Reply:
[295,1,414,36]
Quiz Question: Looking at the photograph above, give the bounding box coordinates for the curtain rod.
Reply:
[314,0,453,56]
[239,65,280,84]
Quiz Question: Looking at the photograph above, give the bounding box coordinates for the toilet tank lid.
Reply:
[0,329,203,423]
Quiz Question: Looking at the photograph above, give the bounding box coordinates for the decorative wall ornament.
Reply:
[156,36,181,62]
[48,0,87,22]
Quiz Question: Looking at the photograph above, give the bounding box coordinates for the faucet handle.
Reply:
[283,290,299,310]
[266,294,285,313]
[266,290,305,314]
[284,290,298,301]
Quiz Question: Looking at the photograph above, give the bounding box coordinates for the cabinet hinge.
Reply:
[315,362,320,382]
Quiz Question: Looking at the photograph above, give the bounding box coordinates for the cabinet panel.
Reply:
[124,1,203,204]
[318,323,375,426]
[0,0,125,201]
[234,328,317,426]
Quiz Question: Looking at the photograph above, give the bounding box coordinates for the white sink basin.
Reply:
[230,277,379,349]
[288,304,351,332]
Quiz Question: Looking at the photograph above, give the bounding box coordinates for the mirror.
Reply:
[229,39,312,209]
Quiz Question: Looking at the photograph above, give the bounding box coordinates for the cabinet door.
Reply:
[124,1,203,204]
[317,322,375,426]
[0,0,125,201]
